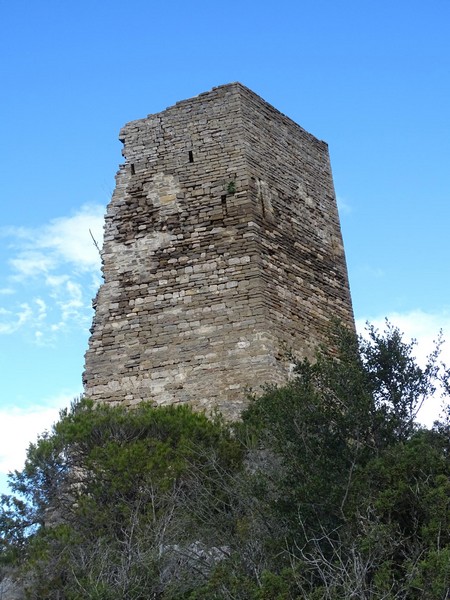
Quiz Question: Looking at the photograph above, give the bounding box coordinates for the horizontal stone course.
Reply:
[83,83,354,420]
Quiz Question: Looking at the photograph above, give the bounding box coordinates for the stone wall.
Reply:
[83,83,354,419]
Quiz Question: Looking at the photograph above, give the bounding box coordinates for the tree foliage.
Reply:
[1,323,449,599]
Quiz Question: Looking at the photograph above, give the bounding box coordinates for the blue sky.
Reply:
[1,0,449,492]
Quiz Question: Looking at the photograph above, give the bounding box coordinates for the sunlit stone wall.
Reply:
[83,83,354,419]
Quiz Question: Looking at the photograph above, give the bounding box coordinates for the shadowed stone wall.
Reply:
[83,83,354,419]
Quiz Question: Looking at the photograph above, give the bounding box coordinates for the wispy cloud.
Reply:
[34,206,105,272]
[5,204,105,279]
[0,204,105,342]
[0,394,76,476]
[337,196,352,215]
[9,252,57,278]
[358,264,385,278]
[0,303,33,334]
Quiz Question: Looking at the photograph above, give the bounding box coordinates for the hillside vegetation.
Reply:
[1,324,449,599]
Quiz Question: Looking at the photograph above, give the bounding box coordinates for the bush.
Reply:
[1,322,449,598]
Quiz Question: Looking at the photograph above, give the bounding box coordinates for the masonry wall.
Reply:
[239,86,353,358]
[83,83,354,419]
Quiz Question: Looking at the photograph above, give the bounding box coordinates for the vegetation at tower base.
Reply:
[1,324,449,599]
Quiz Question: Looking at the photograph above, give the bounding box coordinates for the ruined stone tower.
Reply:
[83,83,354,419]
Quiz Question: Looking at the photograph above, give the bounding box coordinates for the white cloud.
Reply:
[35,298,47,321]
[36,205,105,271]
[0,303,33,334]
[1,204,105,341]
[10,251,56,278]
[356,309,450,427]
[42,280,89,336]
[45,274,70,287]
[337,195,352,214]
[5,204,105,279]
[0,394,76,476]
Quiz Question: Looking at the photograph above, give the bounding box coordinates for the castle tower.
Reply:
[83,83,354,419]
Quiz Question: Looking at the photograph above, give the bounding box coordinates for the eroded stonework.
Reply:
[83,83,354,419]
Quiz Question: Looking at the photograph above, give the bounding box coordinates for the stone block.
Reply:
[83,83,354,419]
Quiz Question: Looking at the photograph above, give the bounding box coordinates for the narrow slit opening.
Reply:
[188,151,194,163]
[259,179,266,218]
[221,195,228,217]
[130,163,135,175]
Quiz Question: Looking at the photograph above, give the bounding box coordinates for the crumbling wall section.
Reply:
[83,83,354,419]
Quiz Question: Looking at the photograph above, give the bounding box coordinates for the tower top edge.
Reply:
[118,83,328,148]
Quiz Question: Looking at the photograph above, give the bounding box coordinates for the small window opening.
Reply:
[188,151,194,163]
[258,179,266,218]
[130,163,135,175]
[221,195,228,217]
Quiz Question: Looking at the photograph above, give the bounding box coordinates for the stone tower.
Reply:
[83,83,354,419]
